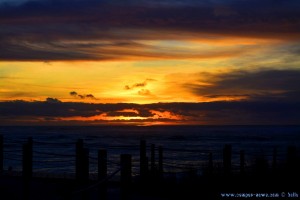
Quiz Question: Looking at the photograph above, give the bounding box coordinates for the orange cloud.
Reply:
[149,110,183,120]
[57,108,184,125]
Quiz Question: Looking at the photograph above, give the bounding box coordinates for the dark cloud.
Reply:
[0,0,299,61]
[0,100,131,117]
[45,97,61,103]
[0,98,299,125]
[86,94,95,99]
[125,82,147,90]
[69,91,97,100]
[70,91,77,96]
[78,95,85,99]
[124,79,154,90]
[187,69,300,102]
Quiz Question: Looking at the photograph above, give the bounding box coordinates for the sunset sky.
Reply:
[1,0,300,125]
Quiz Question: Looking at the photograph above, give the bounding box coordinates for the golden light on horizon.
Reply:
[58,108,184,123]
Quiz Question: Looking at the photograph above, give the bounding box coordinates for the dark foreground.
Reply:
[0,171,299,200]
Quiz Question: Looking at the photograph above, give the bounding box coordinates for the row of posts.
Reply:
[0,136,163,184]
[0,136,298,180]
[0,135,163,199]
[74,139,164,184]
[140,140,164,181]
[0,137,299,197]
[207,144,299,176]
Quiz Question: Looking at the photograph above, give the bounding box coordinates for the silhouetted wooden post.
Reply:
[98,149,107,200]
[140,140,147,180]
[0,135,3,173]
[76,139,89,183]
[75,139,89,200]
[121,154,132,199]
[22,137,33,200]
[158,146,163,177]
[223,144,232,175]
[22,137,33,179]
[240,150,245,175]
[151,144,155,172]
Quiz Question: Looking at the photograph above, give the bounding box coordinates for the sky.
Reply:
[0,0,300,125]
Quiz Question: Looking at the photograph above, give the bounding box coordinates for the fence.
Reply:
[0,134,299,199]
[1,135,299,178]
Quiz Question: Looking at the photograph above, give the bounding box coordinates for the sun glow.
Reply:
[59,113,148,121]
[57,108,184,125]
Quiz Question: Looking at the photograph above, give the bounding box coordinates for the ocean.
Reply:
[0,125,299,179]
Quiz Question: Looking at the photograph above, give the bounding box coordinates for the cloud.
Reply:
[0,0,299,61]
[78,95,85,99]
[70,91,78,96]
[0,99,299,125]
[106,109,140,117]
[125,82,147,90]
[125,80,155,96]
[86,94,95,99]
[124,79,156,90]
[186,69,300,102]
[69,91,97,100]
[46,97,61,103]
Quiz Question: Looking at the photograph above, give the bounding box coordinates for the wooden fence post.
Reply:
[120,154,132,200]
[76,139,89,183]
[75,139,89,200]
[22,137,33,179]
[98,149,107,200]
[0,135,3,174]
[223,144,232,175]
[22,137,33,200]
